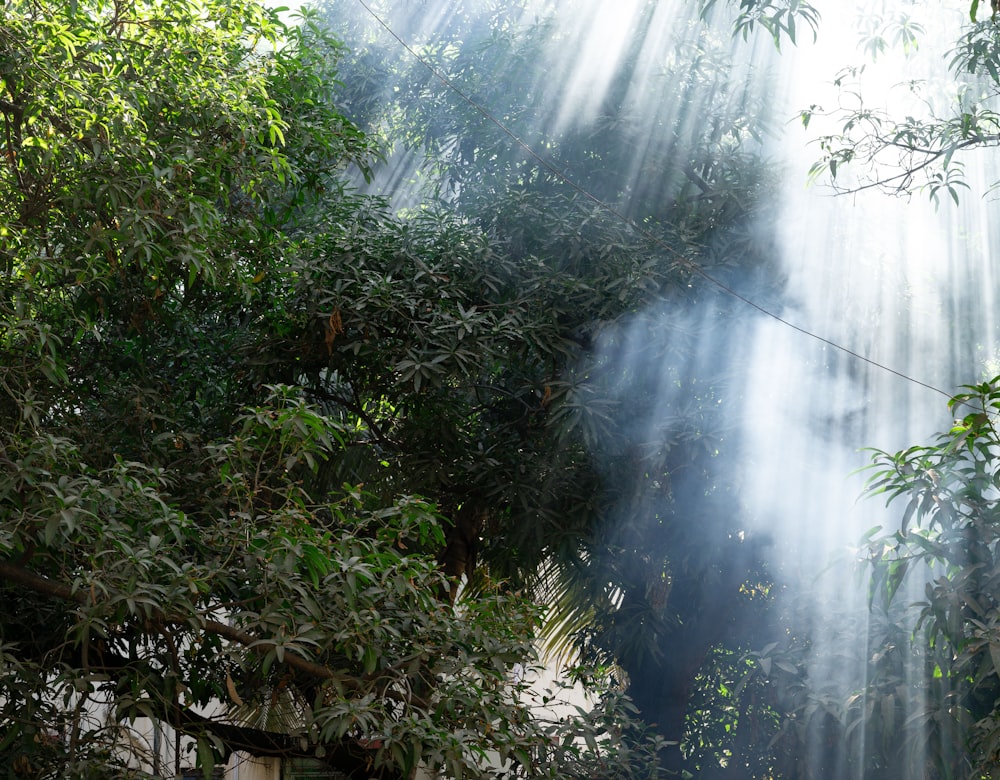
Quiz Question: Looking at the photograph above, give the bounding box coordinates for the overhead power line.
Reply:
[351,0,953,401]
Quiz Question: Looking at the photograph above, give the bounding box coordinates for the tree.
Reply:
[0,1,665,777]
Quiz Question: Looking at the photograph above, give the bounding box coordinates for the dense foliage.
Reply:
[314,1,793,776]
[0,1,668,777]
[13,0,994,778]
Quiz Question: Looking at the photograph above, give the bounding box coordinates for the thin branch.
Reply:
[0,558,342,684]
[0,557,419,776]
[304,384,395,448]
[833,134,1000,197]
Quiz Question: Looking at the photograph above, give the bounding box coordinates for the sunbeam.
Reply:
[302,0,1000,775]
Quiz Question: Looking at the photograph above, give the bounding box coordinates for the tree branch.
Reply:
[0,558,345,684]
[831,134,1000,197]
[0,557,406,777]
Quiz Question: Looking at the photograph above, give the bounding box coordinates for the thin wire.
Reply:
[352,0,953,401]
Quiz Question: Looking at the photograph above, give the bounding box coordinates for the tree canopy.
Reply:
[0,1,669,777]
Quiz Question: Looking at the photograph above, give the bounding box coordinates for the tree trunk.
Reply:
[438,504,485,602]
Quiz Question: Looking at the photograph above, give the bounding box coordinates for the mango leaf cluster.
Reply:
[862,378,1000,778]
[0,1,667,778]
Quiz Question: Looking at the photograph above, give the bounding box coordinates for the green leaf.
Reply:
[197,735,216,780]
[990,641,1000,677]
[362,644,378,675]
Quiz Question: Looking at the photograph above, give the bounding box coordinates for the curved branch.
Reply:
[0,557,408,777]
[304,384,396,448]
[832,134,1000,197]
[0,558,345,684]
[175,708,393,779]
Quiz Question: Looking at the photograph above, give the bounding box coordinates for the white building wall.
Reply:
[227,753,280,780]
